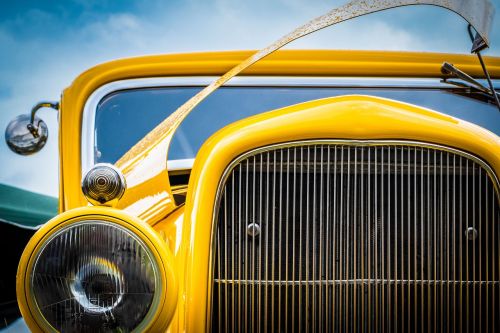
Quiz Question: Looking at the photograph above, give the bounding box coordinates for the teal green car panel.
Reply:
[0,184,57,228]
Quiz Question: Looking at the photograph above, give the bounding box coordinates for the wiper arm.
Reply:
[441,62,493,95]
[441,62,500,111]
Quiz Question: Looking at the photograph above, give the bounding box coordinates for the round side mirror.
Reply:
[5,114,49,155]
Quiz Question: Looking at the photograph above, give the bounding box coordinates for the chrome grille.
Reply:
[211,142,500,332]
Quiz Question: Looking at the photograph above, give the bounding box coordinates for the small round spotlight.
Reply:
[82,163,126,206]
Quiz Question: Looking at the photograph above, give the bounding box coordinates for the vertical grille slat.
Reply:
[211,142,500,332]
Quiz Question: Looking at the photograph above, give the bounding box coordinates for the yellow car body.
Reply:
[17,50,500,332]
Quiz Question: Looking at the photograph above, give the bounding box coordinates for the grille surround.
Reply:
[209,139,500,332]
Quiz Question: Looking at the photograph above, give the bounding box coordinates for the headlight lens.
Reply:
[30,221,159,332]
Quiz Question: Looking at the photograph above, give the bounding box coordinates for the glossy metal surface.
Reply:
[442,62,493,94]
[54,50,500,332]
[5,101,58,155]
[181,95,500,331]
[81,163,127,206]
[29,101,59,124]
[211,140,499,332]
[5,114,48,155]
[16,207,178,333]
[31,221,158,332]
[62,50,500,223]
[110,0,495,228]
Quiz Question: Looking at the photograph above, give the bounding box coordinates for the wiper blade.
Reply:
[441,62,493,95]
[441,62,500,111]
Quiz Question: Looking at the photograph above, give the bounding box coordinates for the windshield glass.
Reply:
[94,85,500,164]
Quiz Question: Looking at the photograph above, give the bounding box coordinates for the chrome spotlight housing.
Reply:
[82,163,126,206]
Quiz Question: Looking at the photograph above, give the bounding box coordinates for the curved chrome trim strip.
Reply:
[81,76,485,175]
[0,217,42,230]
[207,139,500,329]
[167,158,195,171]
[215,140,500,204]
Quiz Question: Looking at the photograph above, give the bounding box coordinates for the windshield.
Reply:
[93,84,500,164]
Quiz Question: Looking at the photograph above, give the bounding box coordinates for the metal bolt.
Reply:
[247,223,261,237]
[465,227,478,241]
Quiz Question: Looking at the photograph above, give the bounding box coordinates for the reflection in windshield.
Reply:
[94,86,500,164]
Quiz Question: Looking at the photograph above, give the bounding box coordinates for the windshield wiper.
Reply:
[441,62,492,94]
[441,23,500,112]
[441,62,500,109]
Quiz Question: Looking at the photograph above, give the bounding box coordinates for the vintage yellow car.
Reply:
[4,0,500,332]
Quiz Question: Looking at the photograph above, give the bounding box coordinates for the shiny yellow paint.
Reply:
[151,206,186,333]
[59,50,500,225]
[180,94,500,332]
[108,0,497,208]
[52,50,500,332]
[16,206,178,333]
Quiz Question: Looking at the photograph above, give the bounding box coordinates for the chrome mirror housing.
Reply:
[5,114,49,155]
[4,101,58,155]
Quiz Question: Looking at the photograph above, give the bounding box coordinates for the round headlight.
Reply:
[17,210,177,333]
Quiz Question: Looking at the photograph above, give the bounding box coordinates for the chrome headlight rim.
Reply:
[17,209,177,333]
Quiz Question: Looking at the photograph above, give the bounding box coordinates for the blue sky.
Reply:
[0,0,499,197]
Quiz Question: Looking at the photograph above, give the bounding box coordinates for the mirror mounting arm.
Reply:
[30,101,59,124]
[28,101,59,137]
